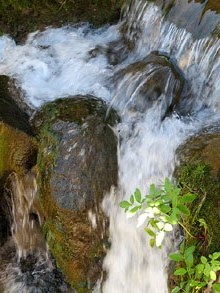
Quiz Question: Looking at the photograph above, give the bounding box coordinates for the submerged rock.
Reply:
[175,130,220,253]
[111,51,186,119]
[0,238,74,293]
[34,96,118,291]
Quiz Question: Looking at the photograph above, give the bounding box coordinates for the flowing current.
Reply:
[0,0,220,292]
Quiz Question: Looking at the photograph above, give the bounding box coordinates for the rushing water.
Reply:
[0,0,220,292]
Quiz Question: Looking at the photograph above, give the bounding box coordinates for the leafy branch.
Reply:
[120,178,196,247]
[119,178,220,292]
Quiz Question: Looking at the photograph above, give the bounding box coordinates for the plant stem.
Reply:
[178,222,196,239]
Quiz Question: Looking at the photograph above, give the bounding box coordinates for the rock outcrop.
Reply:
[34,96,118,291]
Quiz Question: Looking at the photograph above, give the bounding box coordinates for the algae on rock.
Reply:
[176,131,220,254]
[34,96,118,291]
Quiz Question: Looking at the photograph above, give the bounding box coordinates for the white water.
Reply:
[0,1,220,292]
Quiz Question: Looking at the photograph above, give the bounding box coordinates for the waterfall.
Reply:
[0,0,220,292]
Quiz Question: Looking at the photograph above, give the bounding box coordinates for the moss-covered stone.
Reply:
[34,96,118,291]
[175,131,220,254]
[0,122,37,178]
[0,0,125,42]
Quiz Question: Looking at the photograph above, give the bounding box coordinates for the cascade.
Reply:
[0,0,220,292]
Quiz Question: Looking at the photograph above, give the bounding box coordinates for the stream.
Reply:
[0,0,220,292]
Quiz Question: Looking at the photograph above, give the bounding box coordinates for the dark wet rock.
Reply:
[34,96,118,291]
[175,130,220,253]
[89,38,132,66]
[0,210,9,246]
[0,239,74,293]
[0,75,33,134]
[111,51,186,119]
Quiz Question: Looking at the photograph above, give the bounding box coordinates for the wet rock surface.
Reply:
[0,75,33,135]
[0,239,74,293]
[34,96,118,291]
[111,51,186,119]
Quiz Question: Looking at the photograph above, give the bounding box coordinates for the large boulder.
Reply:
[34,96,118,291]
[175,130,220,253]
[111,51,186,119]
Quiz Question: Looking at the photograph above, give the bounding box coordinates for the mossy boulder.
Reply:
[112,51,186,119]
[34,96,118,291]
[175,130,220,254]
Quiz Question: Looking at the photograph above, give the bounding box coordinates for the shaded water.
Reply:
[0,0,220,292]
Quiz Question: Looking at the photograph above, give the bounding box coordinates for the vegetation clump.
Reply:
[120,177,220,292]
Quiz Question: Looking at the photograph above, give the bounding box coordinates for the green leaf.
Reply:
[184,245,195,267]
[180,242,185,254]
[201,256,207,264]
[181,193,196,203]
[174,268,187,276]
[213,283,220,292]
[134,188,142,203]
[198,218,208,229]
[130,195,134,204]
[210,270,217,281]
[196,263,205,275]
[189,280,198,287]
[177,204,190,216]
[195,282,206,289]
[149,238,155,247]
[185,254,194,268]
[212,252,220,260]
[119,201,131,209]
[129,206,140,214]
[169,252,184,262]
[204,263,211,277]
[144,228,155,237]
[185,245,195,254]
[164,177,172,191]
[158,204,171,214]
[171,287,181,293]
[150,184,156,197]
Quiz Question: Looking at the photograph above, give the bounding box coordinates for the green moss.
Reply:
[35,97,117,290]
[0,123,37,178]
[0,134,7,178]
[0,0,124,41]
[178,163,220,254]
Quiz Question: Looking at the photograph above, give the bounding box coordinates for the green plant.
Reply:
[170,242,220,293]
[120,178,196,247]
[120,179,220,292]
